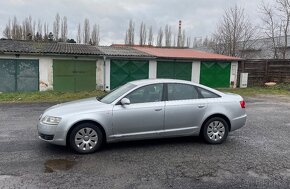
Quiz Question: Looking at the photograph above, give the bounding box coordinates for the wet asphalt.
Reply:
[0,95,290,189]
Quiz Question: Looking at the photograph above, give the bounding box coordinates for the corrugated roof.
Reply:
[0,40,103,55]
[98,46,154,57]
[133,46,241,60]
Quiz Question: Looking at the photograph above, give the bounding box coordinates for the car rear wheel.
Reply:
[202,117,229,144]
[69,123,103,154]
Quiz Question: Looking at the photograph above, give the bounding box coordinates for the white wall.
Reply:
[39,57,53,91]
[230,61,238,88]
[191,61,201,83]
[96,59,104,90]
[149,60,157,79]
[104,58,111,91]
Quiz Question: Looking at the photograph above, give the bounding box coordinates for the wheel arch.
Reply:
[66,120,107,146]
[200,113,232,134]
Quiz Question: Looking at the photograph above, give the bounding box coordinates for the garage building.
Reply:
[0,40,241,92]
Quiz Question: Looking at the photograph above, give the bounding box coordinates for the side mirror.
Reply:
[120,98,130,105]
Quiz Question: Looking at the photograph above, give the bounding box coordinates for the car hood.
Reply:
[43,97,111,117]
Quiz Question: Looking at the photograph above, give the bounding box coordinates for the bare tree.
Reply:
[260,3,280,59]
[139,21,147,46]
[22,16,33,40]
[211,5,256,57]
[148,26,154,45]
[60,16,68,42]
[77,23,82,43]
[91,24,100,46]
[53,13,60,41]
[3,18,11,39]
[83,18,90,44]
[156,27,163,47]
[125,20,135,45]
[164,24,172,47]
[276,0,290,59]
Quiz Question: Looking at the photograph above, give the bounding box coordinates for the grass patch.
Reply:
[219,83,290,97]
[0,90,106,103]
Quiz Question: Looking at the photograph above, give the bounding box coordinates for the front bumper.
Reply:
[37,122,67,146]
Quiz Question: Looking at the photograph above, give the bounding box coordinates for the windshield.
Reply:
[99,83,136,104]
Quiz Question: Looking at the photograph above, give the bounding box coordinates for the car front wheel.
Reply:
[202,117,229,144]
[69,123,103,154]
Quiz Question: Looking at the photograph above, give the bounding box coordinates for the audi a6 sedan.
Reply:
[38,79,247,154]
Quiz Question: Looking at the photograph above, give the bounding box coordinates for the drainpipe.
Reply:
[103,55,106,91]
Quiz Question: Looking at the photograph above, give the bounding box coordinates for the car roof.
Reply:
[129,79,197,85]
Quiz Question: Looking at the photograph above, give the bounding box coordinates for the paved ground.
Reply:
[0,95,290,189]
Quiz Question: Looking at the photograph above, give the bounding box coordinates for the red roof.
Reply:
[133,47,241,61]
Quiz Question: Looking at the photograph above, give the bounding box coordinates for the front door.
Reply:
[112,83,164,139]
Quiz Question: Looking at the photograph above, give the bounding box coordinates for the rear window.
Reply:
[198,87,220,99]
[168,83,199,100]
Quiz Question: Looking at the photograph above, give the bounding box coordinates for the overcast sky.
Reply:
[0,0,274,45]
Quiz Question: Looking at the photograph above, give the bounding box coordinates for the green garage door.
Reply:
[53,60,96,92]
[110,59,149,89]
[0,59,39,92]
[157,61,192,81]
[200,62,231,88]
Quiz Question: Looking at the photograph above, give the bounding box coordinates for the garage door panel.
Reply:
[75,61,96,76]
[157,61,191,81]
[200,62,231,88]
[110,59,149,89]
[0,59,39,92]
[53,60,75,76]
[54,77,75,92]
[175,62,192,81]
[17,77,39,92]
[53,60,96,92]
[17,60,39,77]
[75,76,96,91]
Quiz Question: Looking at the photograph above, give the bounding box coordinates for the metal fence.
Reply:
[238,59,290,86]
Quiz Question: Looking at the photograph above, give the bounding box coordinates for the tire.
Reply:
[69,123,103,154]
[202,117,229,144]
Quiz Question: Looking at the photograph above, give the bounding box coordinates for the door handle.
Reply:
[155,108,163,111]
[198,105,205,108]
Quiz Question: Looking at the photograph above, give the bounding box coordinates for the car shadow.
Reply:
[39,136,206,154]
[103,136,205,152]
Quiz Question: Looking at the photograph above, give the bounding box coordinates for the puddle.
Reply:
[44,159,76,173]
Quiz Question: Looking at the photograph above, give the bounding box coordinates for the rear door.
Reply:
[163,83,208,136]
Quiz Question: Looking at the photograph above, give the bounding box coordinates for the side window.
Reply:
[198,87,220,98]
[168,83,198,101]
[125,84,163,104]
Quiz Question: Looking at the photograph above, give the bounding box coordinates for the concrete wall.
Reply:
[104,58,111,91]
[230,61,238,88]
[149,60,157,79]
[39,57,53,91]
[191,61,201,83]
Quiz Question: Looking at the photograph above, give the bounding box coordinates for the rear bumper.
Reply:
[231,114,247,131]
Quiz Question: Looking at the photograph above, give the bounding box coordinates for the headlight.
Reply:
[41,116,62,125]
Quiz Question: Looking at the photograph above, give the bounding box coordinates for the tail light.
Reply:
[240,100,245,108]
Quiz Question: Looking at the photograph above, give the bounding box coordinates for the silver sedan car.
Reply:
[38,79,247,154]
